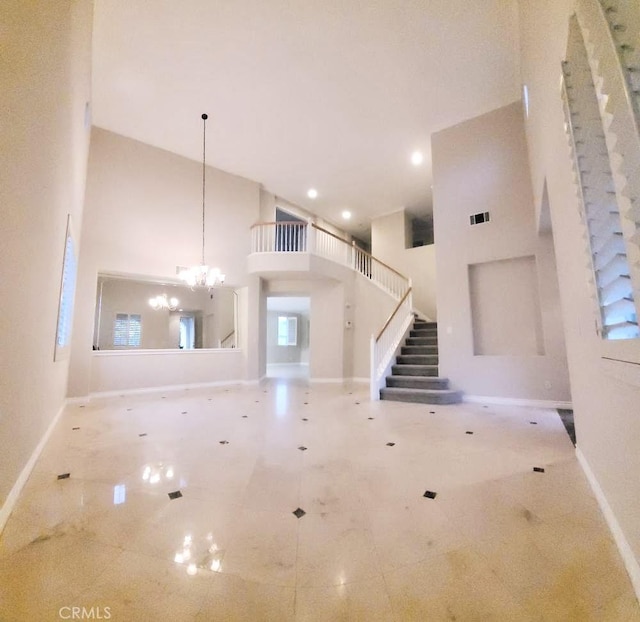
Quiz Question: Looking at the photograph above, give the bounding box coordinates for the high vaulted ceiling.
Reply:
[92,0,521,237]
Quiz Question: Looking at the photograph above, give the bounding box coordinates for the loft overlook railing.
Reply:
[250,220,414,398]
[250,221,410,299]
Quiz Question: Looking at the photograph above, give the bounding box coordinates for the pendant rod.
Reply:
[201,113,208,266]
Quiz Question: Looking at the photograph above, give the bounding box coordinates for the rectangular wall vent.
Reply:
[470,212,490,225]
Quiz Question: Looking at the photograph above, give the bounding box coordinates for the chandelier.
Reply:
[149,293,179,311]
[178,113,225,289]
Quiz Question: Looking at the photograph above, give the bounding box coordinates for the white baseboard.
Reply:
[463,395,573,409]
[0,401,66,534]
[242,376,266,386]
[89,379,244,399]
[576,447,640,601]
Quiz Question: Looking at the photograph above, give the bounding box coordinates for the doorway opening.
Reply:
[266,296,310,379]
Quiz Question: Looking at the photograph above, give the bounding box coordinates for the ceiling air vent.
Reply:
[470,211,490,226]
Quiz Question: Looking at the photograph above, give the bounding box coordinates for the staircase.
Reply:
[380,318,462,405]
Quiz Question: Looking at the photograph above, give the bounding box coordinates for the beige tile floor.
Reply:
[1,379,639,621]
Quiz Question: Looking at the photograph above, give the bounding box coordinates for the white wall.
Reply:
[519,0,640,581]
[371,210,437,320]
[0,1,93,509]
[431,102,571,401]
[69,129,260,396]
[90,350,244,394]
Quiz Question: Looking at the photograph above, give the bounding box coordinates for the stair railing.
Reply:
[250,221,411,299]
[370,287,413,401]
[250,221,308,253]
[221,330,235,348]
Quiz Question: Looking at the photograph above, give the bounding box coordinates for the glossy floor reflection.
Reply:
[1,380,639,621]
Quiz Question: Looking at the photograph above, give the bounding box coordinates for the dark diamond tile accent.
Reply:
[533,467,545,473]
[304,402,308,405]
[355,402,360,405]
[368,417,374,420]
[293,508,306,518]
[423,490,437,499]
[302,418,308,421]
[168,490,183,500]
[57,473,70,480]
[255,401,260,403]
[79,405,85,409]
[263,390,268,393]
[429,411,435,414]
[181,411,188,414]
[208,398,212,401]
[386,442,396,447]
[162,397,166,399]
[219,440,229,445]
[72,427,80,431]
[483,405,488,409]
[298,446,308,451]
[127,408,133,412]
[242,415,248,418]
[466,431,474,435]
[138,433,147,437]
[530,421,538,425]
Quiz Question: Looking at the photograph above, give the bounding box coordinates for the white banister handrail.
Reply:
[250,221,411,299]
[370,286,414,400]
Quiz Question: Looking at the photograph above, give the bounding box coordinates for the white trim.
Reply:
[89,379,244,399]
[412,307,434,323]
[93,348,243,357]
[0,401,66,534]
[243,375,267,386]
[576,447,640,600]
[463,395,573,409]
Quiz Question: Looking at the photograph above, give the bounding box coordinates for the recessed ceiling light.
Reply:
[342,210,351,220]
[307,188,318,199]
[411,151,424,166]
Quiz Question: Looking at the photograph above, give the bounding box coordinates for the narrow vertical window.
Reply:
[277,316,298,346]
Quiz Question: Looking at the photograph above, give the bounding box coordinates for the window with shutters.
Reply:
[114,313,142,347]
[561,16,639,341]
[277,316,297,346]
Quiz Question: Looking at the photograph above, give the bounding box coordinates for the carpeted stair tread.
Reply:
[386,375,450,390]
[397,354,439,365]
[401,345,438,355]
[382,318,461,404]
[406,337,438,346]
[391,364,439,377]
[380,387,463,405]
